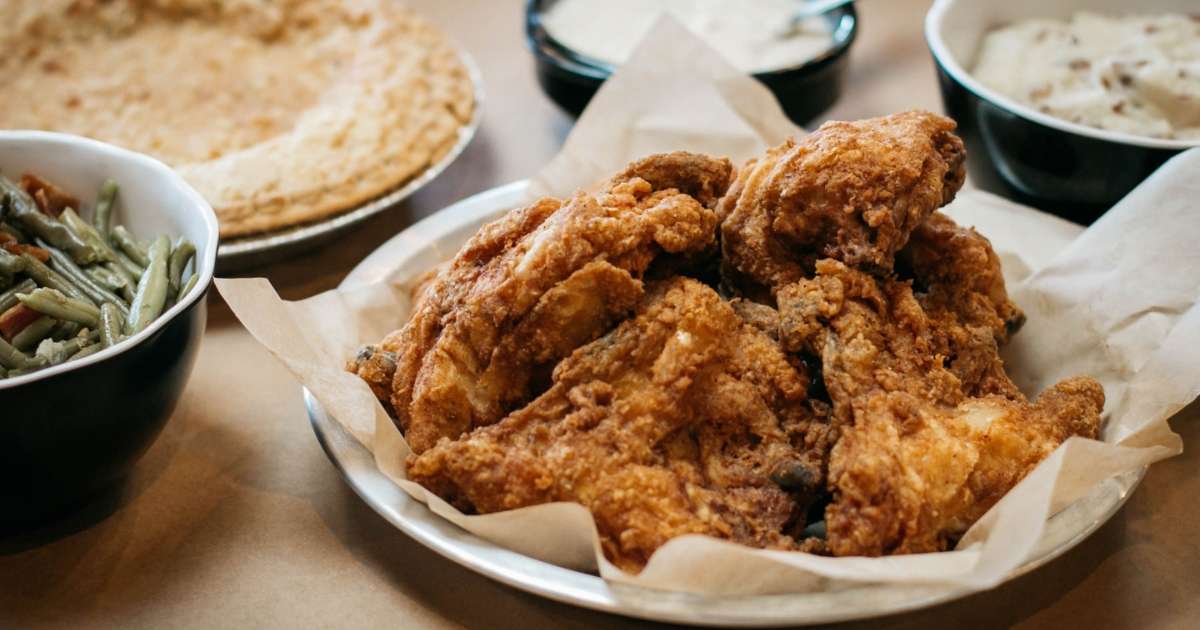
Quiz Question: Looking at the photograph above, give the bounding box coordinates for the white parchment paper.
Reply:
[216,20,1192,596]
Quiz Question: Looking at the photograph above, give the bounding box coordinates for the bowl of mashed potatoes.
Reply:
[526,0,858,125]
[926,0,1199,221]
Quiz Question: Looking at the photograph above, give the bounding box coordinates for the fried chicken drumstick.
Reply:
[409,278,829,571]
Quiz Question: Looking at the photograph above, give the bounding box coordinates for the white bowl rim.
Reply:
[0,130,218,390]
[925,0,1200,151]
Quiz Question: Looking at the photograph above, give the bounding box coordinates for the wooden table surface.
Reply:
[3,1,1197,628]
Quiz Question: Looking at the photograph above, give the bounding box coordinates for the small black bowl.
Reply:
[525,0,859,126]
[925,0,1195,223]
[0,131,218,525]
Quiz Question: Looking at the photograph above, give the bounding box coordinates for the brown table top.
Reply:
[3,1,1197,628]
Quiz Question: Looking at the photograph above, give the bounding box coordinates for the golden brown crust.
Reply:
[719,110,966,291]
[348,116,1106,567]
[898,211,1026,398]
[0,0,475,237]
[360,154,732,454]
[775,259,1102,556]
[408,278,826,571]
[825,380,1103,556]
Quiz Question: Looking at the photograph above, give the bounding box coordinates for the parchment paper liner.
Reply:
[216,19,1192,596]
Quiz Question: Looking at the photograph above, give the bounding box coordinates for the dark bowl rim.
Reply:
[524,0,859,82]
[923,0,1199,151]
[0,130,218,391]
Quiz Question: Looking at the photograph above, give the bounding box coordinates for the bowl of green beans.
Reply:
[0,131,217,522]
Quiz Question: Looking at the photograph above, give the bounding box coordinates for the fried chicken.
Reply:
[898,211,1026,398]
[348,114,1106,567]
[826,381,1103,557]
[349,153,733,454]
[776,259,1103,556]
[408,278,830,571]
[718,110,966,294]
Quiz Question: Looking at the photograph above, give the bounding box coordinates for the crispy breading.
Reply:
[408,278,828,571]
[898,211,1025,398]
[350,153,732,453]
[350,115,1107,565]
[719,111,966,294]
[826,380,1103,556]
[776,259,1102,556]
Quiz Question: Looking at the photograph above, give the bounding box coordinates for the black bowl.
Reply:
[925,0,1195,223]
[0,131,218,525]
[0,289,207,523]
[525,0,858,126]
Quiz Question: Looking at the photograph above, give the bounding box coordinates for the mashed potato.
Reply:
[973,12,1200,141]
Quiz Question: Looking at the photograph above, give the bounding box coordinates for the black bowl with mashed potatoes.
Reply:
[925,0,1197,222]
[526,0,858,125]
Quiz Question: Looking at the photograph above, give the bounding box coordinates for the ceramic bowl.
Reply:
[926,0,1198,222]
[0,131,218,523]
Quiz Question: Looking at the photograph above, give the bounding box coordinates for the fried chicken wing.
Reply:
[719,111,967,293]
[776,259,1103,556]
[408,278,829,571]
[349,154,733,453]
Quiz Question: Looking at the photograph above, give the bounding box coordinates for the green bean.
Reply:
[85,265,125,292]
[51,320,80,340]
[178,272,200,300]
[106,258,142,285]
[18,287,100,328]
[167,239,196,298]
[111,225,149,267]
[0,221,29,242]
[1,279,36,313]
[126,235,169,334]
[68,343,103,362]
[13,316,57,351]
[39,239,129,317]
[20,253,92,303]
[0,365,7,378]
[87,265,135,302]
[99,302,124,347]
[0,249,25,291]
[93,180,118,237]
[60,208,116,263]
[0,177,98,264]
[0,335,46,370]
[0,248,25,276]
[5,367,40,377]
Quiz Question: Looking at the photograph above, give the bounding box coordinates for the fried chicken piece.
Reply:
[349,154,733,453]
[898,211,1026,398]
[408,278,830,571]
[827,381,1103,556]
[719,111,966,294]
[776,259,1103,556]
[610,151,735,209]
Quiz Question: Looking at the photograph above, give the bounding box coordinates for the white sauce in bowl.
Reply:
[540,0,834,74]
[973,12,1200,140]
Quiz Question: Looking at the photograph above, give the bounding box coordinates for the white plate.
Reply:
[306,181,1144,626]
